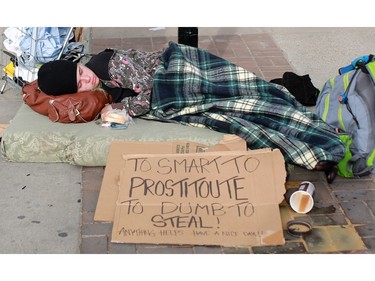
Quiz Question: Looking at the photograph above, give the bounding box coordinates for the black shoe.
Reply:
[325,165,338,184]
[315,161,338,184]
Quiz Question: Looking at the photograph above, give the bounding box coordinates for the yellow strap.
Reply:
[343,72,350,90]
[337,73,350,131]
[367,148,375,167]
[322,94,330,121]
[366,61,375,79]
[338,104,346,131]
[330,77,335,89]
[321,78,336,122]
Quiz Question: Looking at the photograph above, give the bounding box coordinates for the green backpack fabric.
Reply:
[316,55,375,177]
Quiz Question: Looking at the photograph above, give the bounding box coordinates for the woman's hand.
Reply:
[100,104,113,116]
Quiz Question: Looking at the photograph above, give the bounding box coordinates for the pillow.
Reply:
[22,80,111,123]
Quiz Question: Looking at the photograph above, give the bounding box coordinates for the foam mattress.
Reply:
[1,104,226,166]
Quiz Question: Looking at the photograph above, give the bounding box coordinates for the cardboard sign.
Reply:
[111,149,286,246]
[94,135,247,222]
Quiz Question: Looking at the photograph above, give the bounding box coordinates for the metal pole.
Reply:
[0,77,6,94]
[57,27,74,60]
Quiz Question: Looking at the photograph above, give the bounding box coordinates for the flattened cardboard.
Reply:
[111,149,286,246]
[94,135,247,222]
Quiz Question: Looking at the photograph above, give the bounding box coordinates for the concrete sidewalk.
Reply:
[1,27,375,254]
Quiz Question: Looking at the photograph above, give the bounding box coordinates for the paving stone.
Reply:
[255,56,290,67]
[367,200,375,216]
[108,242,137,254]
[355,224,375,238]
[81,236,108,254]
[327,226,367,252]
[81,211,95,224]
[286,167,324,182]
[251,242,306,254]
[212,34,244,44]
[334,189,375,202]
[331,179,375,191]
[309,203,341,215]
[222,246,251,254]
[361,238,375,249]
[340,201,374,224]
[308,214,347,226]
[152,36,178,46]
[193,245,223,254]
[260,65,296,74]
[230,58,258,72]
[313,183,336,205]
[217,48,236,58]
[304,226,366,253]
[232,47,252,58]
[241,34,280,50]
[136,245,194,254]
[91,38,122,54]
[120,37,153,50]
[283,229,305,242]
[82,167,105,192]
[82,190,100,213]
[81,222,112,237]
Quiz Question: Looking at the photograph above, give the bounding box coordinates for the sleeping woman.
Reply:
[37,41,345,183]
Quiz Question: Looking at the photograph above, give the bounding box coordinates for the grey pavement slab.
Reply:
[0,158,82,254]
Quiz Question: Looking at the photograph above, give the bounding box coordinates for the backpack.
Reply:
[315,55,375,177]
[22,80,112,123]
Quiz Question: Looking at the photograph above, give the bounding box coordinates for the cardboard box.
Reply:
[94,135,247,222]
[95,135,287,247]
[112,150,286,246]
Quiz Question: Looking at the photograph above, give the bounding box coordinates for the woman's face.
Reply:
[76,64,100,92]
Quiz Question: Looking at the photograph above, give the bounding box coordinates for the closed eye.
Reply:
[77,66,83,89]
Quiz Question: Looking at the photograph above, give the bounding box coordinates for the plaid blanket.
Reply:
[148,41,345,170]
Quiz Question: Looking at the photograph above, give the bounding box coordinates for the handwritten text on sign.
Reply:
[112,151,285,245]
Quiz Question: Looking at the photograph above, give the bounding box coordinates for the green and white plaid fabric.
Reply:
[148,41,345,170]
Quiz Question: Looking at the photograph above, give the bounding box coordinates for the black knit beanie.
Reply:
[37,60,78,95]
